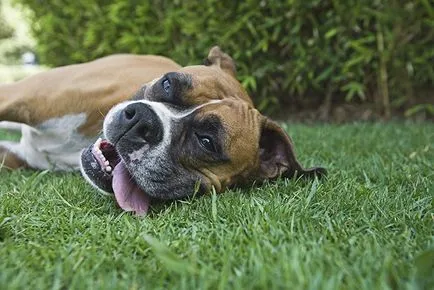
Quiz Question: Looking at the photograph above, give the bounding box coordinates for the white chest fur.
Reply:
[0,113,95,171]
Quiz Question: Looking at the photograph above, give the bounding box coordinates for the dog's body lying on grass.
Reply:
[0,47,325,215]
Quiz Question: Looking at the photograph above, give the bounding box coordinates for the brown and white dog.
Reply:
[0,47,325,215]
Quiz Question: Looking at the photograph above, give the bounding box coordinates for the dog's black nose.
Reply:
[114,102,163,145]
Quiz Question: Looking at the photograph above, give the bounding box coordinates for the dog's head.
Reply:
[80,47,326,215]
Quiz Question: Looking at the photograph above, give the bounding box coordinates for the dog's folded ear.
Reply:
[204,46,237,77]
[258,118,326,181]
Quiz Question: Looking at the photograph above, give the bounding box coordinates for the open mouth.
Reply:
[86,138,151,216]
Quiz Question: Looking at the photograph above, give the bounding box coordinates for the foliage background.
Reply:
[0,0,34,65]
[13,0,434,116]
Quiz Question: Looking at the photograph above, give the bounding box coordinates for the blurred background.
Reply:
[0,0,433,121]
[0,0,44,82]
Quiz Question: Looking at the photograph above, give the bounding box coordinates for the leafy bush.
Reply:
[16,0,434,115]
[0,15,13,40]
[0,0,35,65]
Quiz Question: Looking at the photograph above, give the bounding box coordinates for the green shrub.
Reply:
[0,16,13,40]
[0,0,36,65]
[16,0,434,115]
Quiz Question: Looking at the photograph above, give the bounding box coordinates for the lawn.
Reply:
[0,122,432,289]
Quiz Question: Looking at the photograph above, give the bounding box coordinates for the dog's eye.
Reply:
[162,78,171,93]
[196,134,216,153]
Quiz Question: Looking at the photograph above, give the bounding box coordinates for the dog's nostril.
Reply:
[140,125,152,139]
[143,130,153,140]
[124,106,136,120]
[137,124,159,143]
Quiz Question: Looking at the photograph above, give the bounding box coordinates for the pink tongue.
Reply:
[112,162,150,216]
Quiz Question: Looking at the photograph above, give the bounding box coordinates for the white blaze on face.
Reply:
[103,99,224,157]
[103,101,132,136]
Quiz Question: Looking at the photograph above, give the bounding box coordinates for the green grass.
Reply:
[0,122,432,289]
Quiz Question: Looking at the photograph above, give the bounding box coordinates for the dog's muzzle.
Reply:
[80,102,167,216]
[110,102,163,146]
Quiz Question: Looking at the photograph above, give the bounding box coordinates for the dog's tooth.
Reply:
[106,166,112,172]
[95,138,102,148]
[104,160,110,166]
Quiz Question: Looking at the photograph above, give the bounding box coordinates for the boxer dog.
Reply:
[0,47,325,215]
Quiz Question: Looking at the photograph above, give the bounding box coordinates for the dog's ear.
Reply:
[204,46,236,77]
[258,118,326,181]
